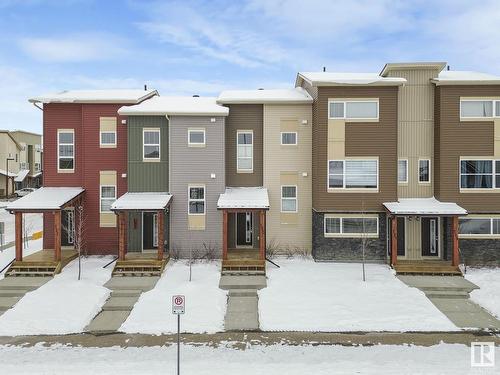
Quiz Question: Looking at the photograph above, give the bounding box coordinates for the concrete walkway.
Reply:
[85,276,159,334]
[0,277,51,315]
[398,275,500,330]
[219,275,266,331]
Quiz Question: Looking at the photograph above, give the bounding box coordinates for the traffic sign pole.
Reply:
[177,314,180,375]
[172,295,185,375]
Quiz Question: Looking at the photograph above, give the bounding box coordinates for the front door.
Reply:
[61,209,75,247]
[142,212,158,251]
[421,217,439,257]
[236,212,253,247]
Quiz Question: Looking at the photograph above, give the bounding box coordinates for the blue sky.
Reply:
[1,0,500,133]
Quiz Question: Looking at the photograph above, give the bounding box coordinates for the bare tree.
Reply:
[62,206,87,280]
[360,199,367,282]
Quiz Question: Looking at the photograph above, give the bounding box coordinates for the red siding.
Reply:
[43,103,128,254]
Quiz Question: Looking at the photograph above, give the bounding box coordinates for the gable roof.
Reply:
[29,89,158,104]
[118,96,229,116]
[431,71,500,85]
[296,72,406,87]
[217,87,313,104]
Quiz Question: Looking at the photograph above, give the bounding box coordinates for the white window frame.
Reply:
[280,185,298,213]
[458,216,500,238]
[57,129,74,172]
[327,159,379,191]
[188,185,205,216]
[100,130,117,147]
[236,130,253,173]
[324,216,379,238]
[188,128,206,147]
[459,158,500,190]
[99,184,116,213]
[280,131,298,146]
[398,159,408,184]
[142,128,160,161]
[328,99,379,121]
[459,99,500,120]
[418,159,431,184]
[34,162,41,172]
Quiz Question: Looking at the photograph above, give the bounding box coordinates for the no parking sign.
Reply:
[172,295,185,314]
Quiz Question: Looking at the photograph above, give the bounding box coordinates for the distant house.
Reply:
[9,130,43,190]
[0,130,22,197]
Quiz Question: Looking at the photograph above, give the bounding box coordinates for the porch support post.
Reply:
[259,210,265,261]
[54,210,61,262]
[452,216,459,267]
[391,216,397,266]
[15,212,23,261]
[118,211,126,261]
[157,210,164,261]
[222,210,228,260]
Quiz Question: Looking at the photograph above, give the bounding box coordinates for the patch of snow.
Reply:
[118,96,229,116]
[217,87,313,104]
[217,187,269,209]
[383,197,467,215]
[29,89,158,104]
[465,268,500,318]
[6,187,84,211]
[0,238,43,280]
[298,72,406,86]
[121,261,227,334]
[111,192,172,211]
[435,70,500,82]
[259,260,458,331]
[0,256,113,335]
[14,169,30,182]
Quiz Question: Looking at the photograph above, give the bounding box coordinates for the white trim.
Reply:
[99,184,116,213]
[280,131,298,145]
[398,159,408,184]
[328,99,379,121]
[57,129,74,172]
[188,184,206,216]
[99,130,117,147]
[418,159,431,184]
[459,98,500,120]
[459,158,500,190]
[142,128,161,161]
[236,130,253,173]
[458,216,500,238]
[280,185,298,213]
[327,158,379,191]
[188,128,206,147]
[324,215,379,238]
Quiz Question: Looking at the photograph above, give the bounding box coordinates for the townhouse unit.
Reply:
[5,61,500,277]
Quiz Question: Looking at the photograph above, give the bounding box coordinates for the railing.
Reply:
[0,259,15,274]
[103,256,118,269]
[265,257,280,268]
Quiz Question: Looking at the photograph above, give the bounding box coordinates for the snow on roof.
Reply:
[217,187,269,209]
[217,87,313,104]
[383,198,467,216]
[118,96,229,116]
[111,192,173,211]
[432,71,500,85]
[0,168,16,177]
[297,72,406,87]
[29,89,158,104]
[14,169,30,182]
[6,187,84,211]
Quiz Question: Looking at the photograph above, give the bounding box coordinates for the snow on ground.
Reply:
[121,261,227,334]
[0,256,113,335]
[465,268,500,319]
[0,208,43,244]
[259,259,458,332]
[0,238,43,279]
[0,343,496,374]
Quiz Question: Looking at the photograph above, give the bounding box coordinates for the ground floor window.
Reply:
[324,215,379,237]
[459,217,500,237]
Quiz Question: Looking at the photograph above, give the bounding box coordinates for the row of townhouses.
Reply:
[6,62,500,277]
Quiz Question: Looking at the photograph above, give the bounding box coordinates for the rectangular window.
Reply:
[398,159,408,183]
[459,159,499,189]
[143,129,160,160]
[58,130,74,171]
[329,100,378,120]
[328,159,378,189]
[324,216,379,237]
[460,100,494,118]
[34,162,41,172]
[100,131,116,146]
[281,185,297,212]
[418,159,431,183]
[459,217,500,237]
[237,131,253,172]
[188,129,205,146]
[188,185,205,215]
[281,132,297,145]
[100,185,116,213]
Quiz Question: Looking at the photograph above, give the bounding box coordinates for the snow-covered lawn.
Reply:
[0,208,43,244]
[0,256,113,335]
[0,238,43,279]
[465,268,500,319]
[0,342,495,374]
[259,260,458,331]
[121,261,227,334]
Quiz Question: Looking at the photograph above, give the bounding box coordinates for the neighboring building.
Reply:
[10,130,43,189]
[0,130,22,197]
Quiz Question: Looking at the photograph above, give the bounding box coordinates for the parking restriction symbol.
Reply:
[172,295,185,314]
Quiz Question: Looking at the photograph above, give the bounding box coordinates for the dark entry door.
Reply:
[397,217,406,256]
[61,209,74,247]
[236,212,253,247]
[142,212,158,250]
[421,217,439,256]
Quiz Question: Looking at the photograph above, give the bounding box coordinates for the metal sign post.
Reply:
[172,295,185,375]
[0,222,4,249]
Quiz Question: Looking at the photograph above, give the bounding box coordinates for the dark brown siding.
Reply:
[435,85,500,212]
[312,86,398,211]
[225,104,263,187]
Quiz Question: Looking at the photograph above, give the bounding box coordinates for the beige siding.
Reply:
[263,104,312,251]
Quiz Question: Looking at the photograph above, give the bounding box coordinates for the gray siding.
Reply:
[169,116,226,257]
[127,115,168,192]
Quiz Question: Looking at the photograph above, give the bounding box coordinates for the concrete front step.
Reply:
[111,289,143,297]
[229,289,258,297]
[424,291,471,299]
[0,277,51,290]
[102,297,138,311]
[104,276,160,292]
[86,310,131,333]
[219,275,267,290]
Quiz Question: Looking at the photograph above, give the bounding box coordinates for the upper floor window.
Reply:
[460,159,500,189]
[328,100,379,120]
[418,159,431,183]
[281,185,297,212]
[398,159,408,183]
[58,130,74,171]
[237,131,253,172]
[328,159,378,189]
[100,131,116,146]
[281,132,297,145]
[188,185,205,215]
[100,185,116,213]
[143,129,160,160]
[460,100,500,119]
[188,128,205,146]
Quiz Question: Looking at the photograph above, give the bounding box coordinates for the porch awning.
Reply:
[383,197,467,216]
[6,187,85,211]
[217,187,269,209]
[14,169,30,182]
[111,192,172,211]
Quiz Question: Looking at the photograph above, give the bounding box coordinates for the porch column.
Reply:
[54,210,61,262]
[118,211,126,261]
[259,210,266,261]
[391,216,397,266]
[452,216,459,267]
[15,212,23,261]
[222,210,228,260]
[157,210,164,261]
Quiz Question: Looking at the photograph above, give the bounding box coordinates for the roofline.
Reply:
[9,129,42,137]
[431,79,500,86]
[117,110,229,117]
[0,130,23,150]
[380,62,447,76]
[295,72,405,87]
[28,90,159,105]
[216,98,313,105]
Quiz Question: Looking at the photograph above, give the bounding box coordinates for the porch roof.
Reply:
[14,169,30,182]
[383,197,467,216]
[111,192,172,211]
[217,187,269,210]
[6,187,85,211]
